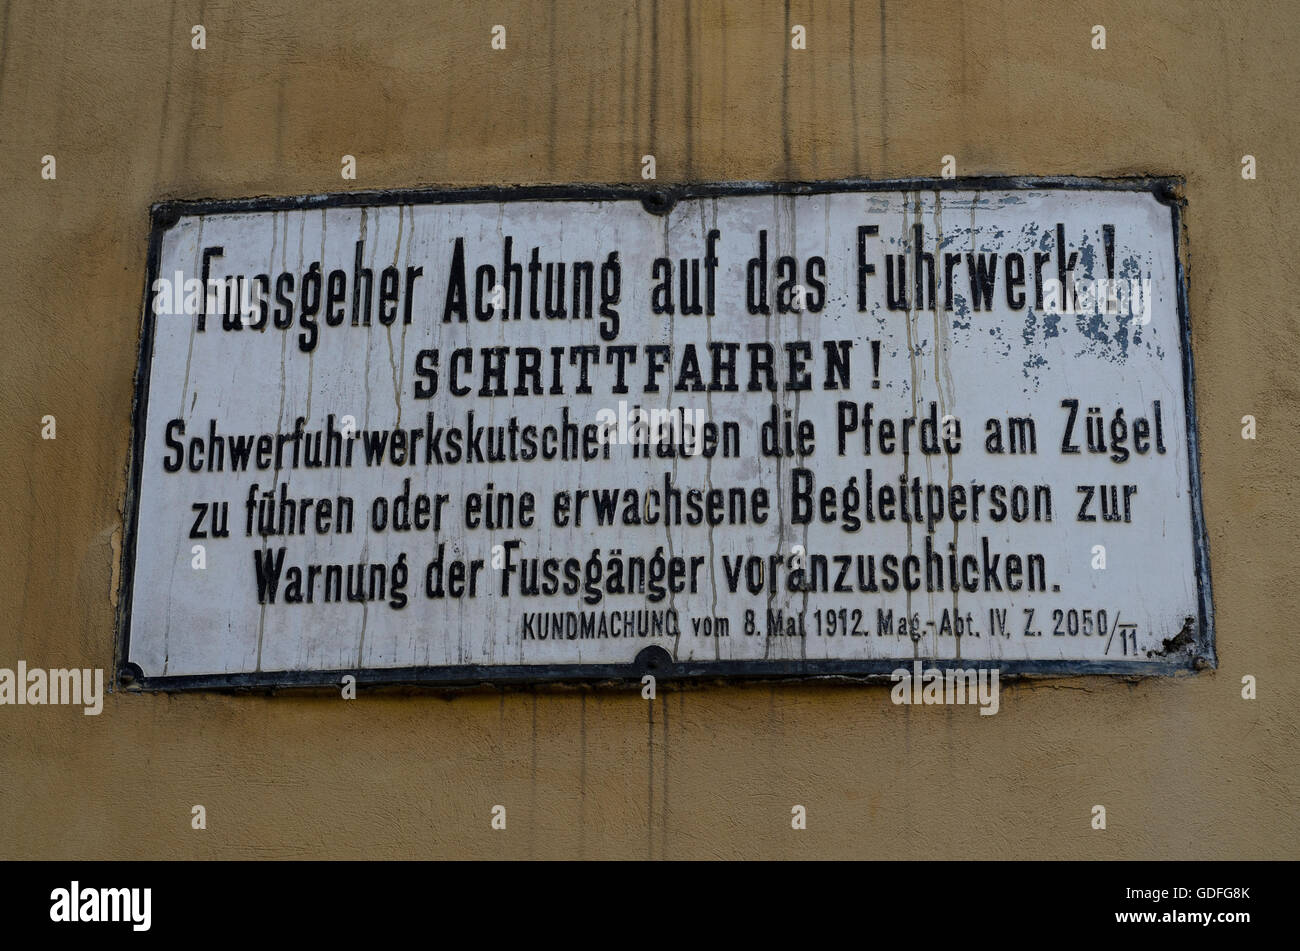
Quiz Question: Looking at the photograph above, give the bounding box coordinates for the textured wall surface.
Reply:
[0,0,1296,859]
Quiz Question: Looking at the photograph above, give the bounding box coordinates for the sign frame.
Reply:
[114,176,1215,691]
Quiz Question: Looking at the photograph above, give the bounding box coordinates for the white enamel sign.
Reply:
[119,182,1213,687]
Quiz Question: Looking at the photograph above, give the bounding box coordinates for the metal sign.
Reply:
[117,179,1214,689]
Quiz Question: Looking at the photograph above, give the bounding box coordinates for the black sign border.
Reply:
[116,176,1215,692]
